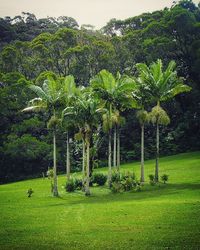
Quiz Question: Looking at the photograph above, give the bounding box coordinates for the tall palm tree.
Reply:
[61,75,77,181]
[136,109,149,183]
[136,59,191,182]
[63,90,103,195]
[149,104,170,182]
[102,107,119,186]
[23,77,64,197]
[91,70,136,184]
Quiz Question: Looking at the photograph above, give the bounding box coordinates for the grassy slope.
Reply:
[0,152,200,250]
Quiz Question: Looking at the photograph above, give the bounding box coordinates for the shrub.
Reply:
[121,171,136,181]
[74,179,83,190]
[65,179,76,192]
[148,174,155,181]
[148,174,156,186]
[149,180,156,186]
[92,173,107,186]
[27,188,34,197]
[111,171,120,183]
[135,182,142,192]
[111,182,123,193]
[161,174,169,184]
[121,177,136,191]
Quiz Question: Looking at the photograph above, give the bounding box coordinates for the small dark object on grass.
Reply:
[27,188,34,198]
[161,174,169,184]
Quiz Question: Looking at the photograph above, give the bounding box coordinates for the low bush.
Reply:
[74,179,83,190]
[92,173,107,186]
[161,174,169,184]
[121,171,136,181]
[148,174,155,181]
[111,181,123,193]
[121,177,136,191]
[65,179,76,192]
[135,182,142,192]
[111,171,120,183]
[27,188,34,197]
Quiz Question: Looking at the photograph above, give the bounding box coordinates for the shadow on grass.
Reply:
[46,182,200,207]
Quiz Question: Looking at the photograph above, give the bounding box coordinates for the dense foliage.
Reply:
[0,0,200,184]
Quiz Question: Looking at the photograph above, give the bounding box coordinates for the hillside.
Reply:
[0,152,200,250]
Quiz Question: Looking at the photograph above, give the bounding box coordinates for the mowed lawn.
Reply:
[0,152,200,250]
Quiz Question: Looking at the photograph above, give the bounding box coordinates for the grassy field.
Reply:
[0,152,200,250]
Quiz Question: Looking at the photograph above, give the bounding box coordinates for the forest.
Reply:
[0,0,200,184]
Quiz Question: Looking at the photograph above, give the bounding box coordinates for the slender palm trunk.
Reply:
[108,129,112,187]
[113,125,117,168]
[140,124,145,183]
[85,138,90,196]
[53,130,58,197]
[117,126,120,172]
[82,139,86,186]
[66,131,70,181]
[155,121,159,182]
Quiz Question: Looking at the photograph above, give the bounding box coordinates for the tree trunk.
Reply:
[113,125,117,168]
[108,129,112,187]
[82,139,86,187]
[117,126,120,172]
[155,121,159,182]
[66,131,70,181]
[53,131,59,197]
[85,138,90,196]
[140,124,145,183]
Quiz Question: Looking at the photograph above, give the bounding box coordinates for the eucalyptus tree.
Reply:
[23,77,64,197]
[63,90,103,195]
[136,59,191,182]
[91,70,136,185]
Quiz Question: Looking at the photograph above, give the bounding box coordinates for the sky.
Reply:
[0,0,199,29]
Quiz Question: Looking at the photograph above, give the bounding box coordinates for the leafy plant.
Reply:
[74,178,83,190]
[121,171,136,181]
[65,179,76,192]
[111,182,123,193]
[161,174,169,184]
[149,174,156,186]
[121,177,136,191]
[111,171,120,183]
[27,188,34,197]
[92,173,107,186]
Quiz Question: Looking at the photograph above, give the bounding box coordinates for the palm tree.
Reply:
[149,104,170,182]
[23,77,64,197]
[63,90,103,195]
[102,107,119,186]
[91,70,136,185]
[136,59,191,182]
[136,110,149,183]
[61,75,77,181]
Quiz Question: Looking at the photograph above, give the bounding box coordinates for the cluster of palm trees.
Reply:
[23,59,191,196]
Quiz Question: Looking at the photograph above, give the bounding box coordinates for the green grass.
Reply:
[0,152,200,250]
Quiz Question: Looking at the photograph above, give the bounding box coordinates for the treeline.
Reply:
[0,0,200,183]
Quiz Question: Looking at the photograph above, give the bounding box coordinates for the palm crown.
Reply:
[136,59,191,103]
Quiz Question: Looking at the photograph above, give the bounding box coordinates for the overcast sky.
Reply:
[0,0,199,29]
